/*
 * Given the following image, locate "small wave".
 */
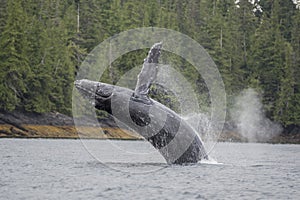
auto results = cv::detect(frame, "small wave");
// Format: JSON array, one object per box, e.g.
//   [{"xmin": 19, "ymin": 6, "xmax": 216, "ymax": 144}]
[
  {"xmin": 250, "ymin": 164, "xmax": 264, "ymax": 167},
  {"xmin": 104, "ymin": 162, "xmax": 168, "ymax": 168},
  {"xmin": 200, "ymin": 156, "xmax": 223, "ymax": 165},
  {"xmin": 86, "ymin": 161, "xmax": 169, "ymax": 174}
]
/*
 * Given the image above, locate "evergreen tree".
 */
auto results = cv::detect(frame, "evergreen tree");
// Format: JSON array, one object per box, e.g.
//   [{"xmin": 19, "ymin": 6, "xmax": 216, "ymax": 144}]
[
  {"xmin": 249, "ymin": 0, "xmax": 289, "ymax": 120},
  {"xmin": 0, "ymin": 0, "xmax": 8, "ymax": 34},
  {"xmin": 0, "ymin": 0, "xmax": 298, "ymax": 128},
  {"xmin": 23, "ymin": 0, "xmax": 76, "ymax": 114},
  {"xmin": 0, "ymin": 0, "xmax": 31, "ymax": 111},
  {"xmin": 274, "ymin": 42, "xmax": 295, "ymax": 125},
  {"xmin": 288, "ymin": 8, "xmax": 300, "ymax": 125}
]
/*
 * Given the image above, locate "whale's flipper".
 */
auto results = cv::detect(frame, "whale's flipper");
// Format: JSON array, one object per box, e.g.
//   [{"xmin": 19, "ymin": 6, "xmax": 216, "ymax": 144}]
[{"xmin": 133, "ymin": 42, "xmax": 162, "ymax": 104}]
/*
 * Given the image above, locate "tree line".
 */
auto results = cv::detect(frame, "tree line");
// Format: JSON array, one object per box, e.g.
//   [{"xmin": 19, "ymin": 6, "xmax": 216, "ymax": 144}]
[{"xmin": 0, "ymin": 0, "xmax": 299, "ymax": 127}]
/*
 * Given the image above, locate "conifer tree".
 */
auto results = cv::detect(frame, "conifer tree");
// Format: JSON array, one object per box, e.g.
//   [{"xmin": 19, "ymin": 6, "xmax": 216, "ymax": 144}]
[{"xmin": 0, "ymin": 0, "xmax": 31, "ymax": 111}]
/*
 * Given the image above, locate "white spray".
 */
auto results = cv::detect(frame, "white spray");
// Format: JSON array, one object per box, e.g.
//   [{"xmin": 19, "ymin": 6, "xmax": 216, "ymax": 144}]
[
  {"xmin": 231, "ymin": 88, "xmax": 282, "ymax": 142},
  {"xmin": 183, "ymin": 113, "xmax": 212, "ymax": 140}
]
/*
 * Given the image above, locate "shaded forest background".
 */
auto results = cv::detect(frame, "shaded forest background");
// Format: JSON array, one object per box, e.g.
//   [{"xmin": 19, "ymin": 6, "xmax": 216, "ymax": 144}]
[{"xmin": 0, "ymin": 0, "xmax": 299, "ymax": 128}]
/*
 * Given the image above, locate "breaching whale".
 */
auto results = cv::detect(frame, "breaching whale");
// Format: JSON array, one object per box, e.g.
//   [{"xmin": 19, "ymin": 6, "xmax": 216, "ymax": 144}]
[{"xmin": 75, "ymin": 42, "xmax": 208, "ymax": 164}]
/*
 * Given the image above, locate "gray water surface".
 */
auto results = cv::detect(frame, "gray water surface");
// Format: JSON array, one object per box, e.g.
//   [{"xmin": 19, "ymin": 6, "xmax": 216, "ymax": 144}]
[{"xmin": 0, "ymin": 139, "xmax": 299, "ymax": 199}]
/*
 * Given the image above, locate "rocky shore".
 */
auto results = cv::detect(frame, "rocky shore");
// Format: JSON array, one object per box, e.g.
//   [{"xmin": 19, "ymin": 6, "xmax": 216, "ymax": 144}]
[
  {"xmin": 0, "ymin": 111, "xmax": 299, "ymax": 144},
  {"xmin": 0, "ymin": 111, "xmax": 140, "ymax": 140}
]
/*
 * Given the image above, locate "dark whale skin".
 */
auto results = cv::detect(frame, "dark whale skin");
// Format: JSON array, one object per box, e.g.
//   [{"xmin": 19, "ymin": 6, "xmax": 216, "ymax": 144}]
[
  {"xmin": 75, "ymin": 80, "xmax": 208, "ymax": 164},
  {"xmin": 74, "ymin": 42, "xmax": 207, "ymax": 164}
]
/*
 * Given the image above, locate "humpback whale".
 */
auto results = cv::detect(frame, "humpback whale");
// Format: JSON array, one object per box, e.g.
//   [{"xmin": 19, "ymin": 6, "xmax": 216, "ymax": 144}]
[{"xmin": 75, "ymin": 42, "xmax": 208, "ymax": 164}]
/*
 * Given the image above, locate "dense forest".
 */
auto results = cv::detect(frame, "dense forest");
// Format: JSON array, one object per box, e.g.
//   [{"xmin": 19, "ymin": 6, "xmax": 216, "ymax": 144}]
[{"xmin": 0, "ymin": 0, "xmax": 299, "ymax": 127}]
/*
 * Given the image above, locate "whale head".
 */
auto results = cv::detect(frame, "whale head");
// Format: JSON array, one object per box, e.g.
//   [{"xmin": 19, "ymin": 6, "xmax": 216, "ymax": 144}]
[
  {"xmin": 75, "ymin": 79, "xmax": 114, "ymax": 100},
  {"xmin": 75, "ymin": 79, "xmax": 117, "ymax": 112}
]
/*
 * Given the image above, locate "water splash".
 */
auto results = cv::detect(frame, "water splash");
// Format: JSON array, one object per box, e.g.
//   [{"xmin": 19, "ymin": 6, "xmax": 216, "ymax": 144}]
[
  {"xmin": 182, "ymin": 113, "xmax": 220, "ymax": 156},
  {"xmin": 200, "ymin": 156, "xmax": 223, "ymax": 165},
  {"xmin": 182, "ymin": 113, "xmax": 211, "ymax": 141},
  {"xmin": 231, "ymin": 88, "xmax": 282, "ymax": 142}
]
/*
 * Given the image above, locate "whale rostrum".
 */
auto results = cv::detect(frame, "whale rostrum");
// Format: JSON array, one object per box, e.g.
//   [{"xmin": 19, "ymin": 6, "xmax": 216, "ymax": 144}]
[{"xmin": 75, "ymin": 42, "xmax": 208, "ymax": 164}]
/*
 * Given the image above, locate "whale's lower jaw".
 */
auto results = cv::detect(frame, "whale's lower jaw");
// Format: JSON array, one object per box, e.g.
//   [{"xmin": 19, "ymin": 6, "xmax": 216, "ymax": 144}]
[{"xmin": 75, "ymin": 79, "xmax": 207, "ymax": 165}]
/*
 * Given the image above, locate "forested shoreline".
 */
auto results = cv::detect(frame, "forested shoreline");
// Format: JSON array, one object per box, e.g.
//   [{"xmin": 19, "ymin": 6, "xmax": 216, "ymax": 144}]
[{"xmin": 0, "ymin": 0, "xmax": 300, "ymax": 129}]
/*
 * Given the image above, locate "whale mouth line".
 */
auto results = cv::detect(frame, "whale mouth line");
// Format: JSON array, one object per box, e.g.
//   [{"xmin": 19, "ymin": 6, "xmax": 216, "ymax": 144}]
[{"xmin": 75, "ymin": 81, "xmax": 113, "ymax": 100}]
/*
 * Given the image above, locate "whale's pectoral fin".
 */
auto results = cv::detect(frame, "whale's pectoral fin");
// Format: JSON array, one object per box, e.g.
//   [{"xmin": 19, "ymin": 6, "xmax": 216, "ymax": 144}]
[{"xmin": 133, "ymin": 42, "xmax": 162, "ymax": 104}]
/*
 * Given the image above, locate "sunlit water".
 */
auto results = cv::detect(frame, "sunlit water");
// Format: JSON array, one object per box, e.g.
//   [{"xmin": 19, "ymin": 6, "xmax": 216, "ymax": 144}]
[{"xmin": 1, "ymin": 139, "xmax": 299, "ymax": 199}]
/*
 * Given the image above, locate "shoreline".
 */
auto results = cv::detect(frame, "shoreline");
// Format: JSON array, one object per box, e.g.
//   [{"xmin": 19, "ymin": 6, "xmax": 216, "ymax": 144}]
[
  {"xmin": 1, "ymin": 135, "xmax": 299, "ymax": 146},
  {"xmin": 0, "ymin": 111, "xmax": 299, "ymax": 144},
  {"xmin": 0, "ymin": 136, "xmax": 142, "ymax": 141}
]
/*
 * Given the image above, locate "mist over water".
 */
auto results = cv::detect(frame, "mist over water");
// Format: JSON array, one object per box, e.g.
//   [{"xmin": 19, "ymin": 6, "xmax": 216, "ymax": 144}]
[
  {"xmin": 231, "ymin": 88, "xmax": 282, "ymax": 142},
  {"xmin": 182, "ymin": 88, "xmax": 282, "ymax": 144}
]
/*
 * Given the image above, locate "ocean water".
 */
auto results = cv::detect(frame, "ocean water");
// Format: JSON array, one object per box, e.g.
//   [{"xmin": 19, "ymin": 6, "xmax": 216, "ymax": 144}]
[{"xmin": 0, "ymin": 139, "xmax": 299, "ymax": 200}]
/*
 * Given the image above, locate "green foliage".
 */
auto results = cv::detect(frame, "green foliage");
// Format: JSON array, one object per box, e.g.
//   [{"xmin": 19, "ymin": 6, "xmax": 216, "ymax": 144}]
[
  {"xmin": 0, "ymin": 0, "xmax": 31, "ymax": 111},
  {"xmin": 0, "ymin": 0, "xmax": 8, "ymax": 34},
  {"xmin": 247, "ymin": 0, "xmax": 300, "ymax": 125},
  {"xmin": 0, "ymin": 0, "xmax": 299, "ymax": 127}
]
